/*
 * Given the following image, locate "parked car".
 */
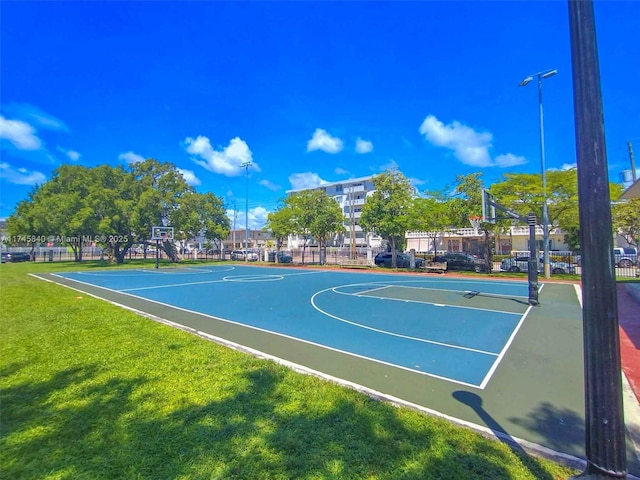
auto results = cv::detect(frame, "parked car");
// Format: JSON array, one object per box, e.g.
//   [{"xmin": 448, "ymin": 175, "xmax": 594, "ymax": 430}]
[
  {"xmin": 501, "ymin": 256, "xmax": 576, "ymax": 275},
  {"xmin": 432, "ymin": 252, "xmax": 489, "ymax": 273},
  {"xmin": 575, "ymin": 247, "xmax": 638, "ymax": 268},
  {"xmin": 1, "ymin": 252, "xmax": 32, "ymax": 263},
  {"xmin": 231, "ymin": 249, "xmax": 259, "ymax": 261},
  {"xmin": 268, "ymin": 251, "xmax": 293, "ymax": 263},
  {"xmin": 374, "ymin": 252, "xmax": 424, "ymax": 269},
  {"xmin": 612, "ymin": 247, "xmax": 637, "ymax": 268}
]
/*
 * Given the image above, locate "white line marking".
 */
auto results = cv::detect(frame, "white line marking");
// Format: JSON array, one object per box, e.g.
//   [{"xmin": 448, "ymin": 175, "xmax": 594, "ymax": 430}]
[
  {"xmin": 354, "ymin": 285, "xmax": 393, "ymax": 296},
  {"xmin": 120, "ymin": 279, "xmax": 228, "ymax": 291},
  {"xmin": 310, "ymin": 286, "xmax": 499, "ymax": 357},
  {"xmin": 478, "ymin": 304, "xmax": 534, "ymax": 389},
  {"xmin": 332, "ymin": 283, "xmax": 523, "ymax": 316}
]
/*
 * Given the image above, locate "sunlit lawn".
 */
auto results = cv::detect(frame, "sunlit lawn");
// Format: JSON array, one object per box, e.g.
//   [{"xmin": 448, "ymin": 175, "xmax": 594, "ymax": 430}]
[{"xmin": 1, "ymin": 260, "xmax": 578, "ymax": 479}]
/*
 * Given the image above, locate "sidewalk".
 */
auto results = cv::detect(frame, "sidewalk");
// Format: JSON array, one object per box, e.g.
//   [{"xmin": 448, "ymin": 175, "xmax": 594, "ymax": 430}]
[
  {"xmin": 619, "ymin": 283, "xmax": 640, "ymax": 403},
  {"xmin": 617, "ymin": 283, "xmax": 640, "ymax": 466}
]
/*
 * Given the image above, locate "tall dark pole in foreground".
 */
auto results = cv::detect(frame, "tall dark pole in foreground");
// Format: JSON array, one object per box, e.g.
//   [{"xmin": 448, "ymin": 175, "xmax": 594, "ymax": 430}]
[{"xmin": 568, "ymin": 1, "xmax": 627, "ymax": 478}]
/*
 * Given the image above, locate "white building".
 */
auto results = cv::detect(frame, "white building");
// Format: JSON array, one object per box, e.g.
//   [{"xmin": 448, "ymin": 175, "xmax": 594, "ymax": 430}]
[
  {"xmin": 286, "ymin": 176, "xmax": 382, "ymax": 249},
  {"xmin": 406, "ymin": 225, "xmax": 571, "ymax": 256}
]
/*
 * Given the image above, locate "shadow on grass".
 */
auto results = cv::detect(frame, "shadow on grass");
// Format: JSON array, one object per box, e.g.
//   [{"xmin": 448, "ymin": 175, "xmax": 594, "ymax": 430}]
[{"xmin": 1, "ymin": 361, "xmax": 572, "ymax": 479}]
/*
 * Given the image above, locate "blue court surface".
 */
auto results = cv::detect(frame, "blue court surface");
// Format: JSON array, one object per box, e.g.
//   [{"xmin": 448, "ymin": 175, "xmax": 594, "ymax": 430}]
[{"xmin": 53, "ymin": 264, "xmax": 536, "ymax": 389}]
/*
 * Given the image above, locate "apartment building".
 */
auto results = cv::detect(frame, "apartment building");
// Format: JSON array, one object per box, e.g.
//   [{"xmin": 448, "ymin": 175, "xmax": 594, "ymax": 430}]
[{"xmin": 286, "ymin": 176, "xmax": 382, "ymax": 249}]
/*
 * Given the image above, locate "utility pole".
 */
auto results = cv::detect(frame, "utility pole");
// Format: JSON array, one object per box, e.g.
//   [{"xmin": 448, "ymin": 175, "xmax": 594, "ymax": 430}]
[
  {"xmin": 350, "ymin": 184, "xmax": 356, "ymax": 260},
  {"xmin": 232, "ymin": 201, "xmax": 237, "ymax": 249},
  {"xmin": 628, "ymin": 141, "xmax": 636, "ymax": 182}
]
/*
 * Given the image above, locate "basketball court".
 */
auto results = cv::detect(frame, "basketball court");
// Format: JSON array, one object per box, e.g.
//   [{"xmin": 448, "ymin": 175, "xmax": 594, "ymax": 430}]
[{"xmin": 33, "ymin": 264, "xmax": 640, "ymax": 474}]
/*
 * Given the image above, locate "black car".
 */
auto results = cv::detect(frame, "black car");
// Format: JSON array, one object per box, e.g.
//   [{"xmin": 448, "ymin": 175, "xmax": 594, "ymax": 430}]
[
  {"xmin": 268, "ymin": 251, "xmax": 293, "ymax": 263},
  {"xmin": 432, "ymin": 252, "xmax": 488, "ymax": 273},
  {"xmin": 1, "ymin": 252, "xmax": 32, "ymax": 263},
  {"xmin": 374, "ymin": 252, "xmax": 424, "ymax": 269}
]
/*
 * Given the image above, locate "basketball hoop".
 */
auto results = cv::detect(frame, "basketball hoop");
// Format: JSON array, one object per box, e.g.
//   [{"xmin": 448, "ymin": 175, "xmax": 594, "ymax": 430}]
[{"xmin": 469, "ymin": 216, "xmax": 482, "ymax": 233}]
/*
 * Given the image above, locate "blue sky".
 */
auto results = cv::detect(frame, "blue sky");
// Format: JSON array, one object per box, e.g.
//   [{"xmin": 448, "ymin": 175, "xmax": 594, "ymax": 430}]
[{"xmin": 1, "ymin": 1, "xmax": 638, "ymax": 229}]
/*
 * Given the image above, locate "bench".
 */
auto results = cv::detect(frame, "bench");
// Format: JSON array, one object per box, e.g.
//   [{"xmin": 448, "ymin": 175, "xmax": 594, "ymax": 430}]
[
  {"xmin": 338, "ymin": 259, "xmax": 371, "ymax": 269},
  {"xmin": 422, "ymin": 261, "xmax": 447, "ymax": 274}
]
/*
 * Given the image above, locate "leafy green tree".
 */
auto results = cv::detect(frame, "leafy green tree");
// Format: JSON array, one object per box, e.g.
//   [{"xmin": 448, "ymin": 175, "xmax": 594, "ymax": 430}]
[
  {"xmin": 407, "ymin": 197, "xmax": 451, "ymax": 255},
  {"xmin": 612, "ymin": 183, "xmax": 640, "ymax": 248},
  {"xmin": 305, "ymin": 190, "xmax": 344, "ymax": 264},
  {"xmin": 6, "ymin": 159, "xmax": 229, "ymax": 264},
  {"xmin": 265, "ymin": 202, "xmax": 297, "ymax": 261},
  {"xmin": 129, "ymin": 159, "xmax": 194, "ymax": 261},
  {"xmin": 284, "ymin": 190, "xmax": 342, "ymax": 264},
  {"xmin": 359, "ymin": 170, "xmax": 414, "ymax": 267},
  {"xmin": 172, "ymin": 192, "xmax": 229, "ymax": 254},
  {"xmin": 489, "ymin": 169, "xmax": 579, "ymax": 251}
]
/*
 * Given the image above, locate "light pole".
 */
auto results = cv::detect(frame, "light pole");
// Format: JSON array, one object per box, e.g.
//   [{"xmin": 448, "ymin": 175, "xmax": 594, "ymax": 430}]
[
  {"xmin": 519, "ymin": 68, "xmax": 557, "ymax": 279},
  {"xmin": 241, "ymin": 161, "xmax": 252, "ymax": 262}
]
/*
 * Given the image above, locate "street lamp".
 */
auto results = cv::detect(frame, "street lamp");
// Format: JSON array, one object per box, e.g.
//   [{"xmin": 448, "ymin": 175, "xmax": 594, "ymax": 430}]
[
  {"xmin": 519, "ymin": 68, "xmax": 557, "ymax": 279},
  {"xmin": 241, "ymin": 161, "xmax": 252, "ymax": 262}
]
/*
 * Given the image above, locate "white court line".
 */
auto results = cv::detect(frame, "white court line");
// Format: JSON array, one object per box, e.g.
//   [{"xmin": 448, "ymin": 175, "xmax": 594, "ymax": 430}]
[
  {"xmin": 36, "ymin": 273, "xmax": 483, "ymax": 389},
  {"xmin": 354, "ymin": 285, "xmax": 394, "ymax": 296},
  {"xmin": 391, "ymin": 283, "xmax": 530, "ymax": 300},
  {"xmin": 478, "ymin": 283, "xmax": 544, "ymax": 389},
  {"xmin": 120, "ymin": 279, "xmax": 228, "ymax": 291},
  {"xmin": 118, "ymin": 268, "xmax": 327, "ymax": 291},
  {"xmin": 310, "ymin": 286, "xmax": 499, "ymax": 357},
  {"xmin": 332, "ymin": 283, "xmax": 523, "ymax": 316}
]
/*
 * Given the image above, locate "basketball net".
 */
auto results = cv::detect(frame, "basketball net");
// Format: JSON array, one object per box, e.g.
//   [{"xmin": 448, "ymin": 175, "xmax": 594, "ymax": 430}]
[{"xmin": 469, "ymin": 216, "xmax": 482, "ymax": 233}]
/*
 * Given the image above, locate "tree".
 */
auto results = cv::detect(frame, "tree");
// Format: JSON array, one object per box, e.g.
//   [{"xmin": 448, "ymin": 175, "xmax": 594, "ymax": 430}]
[
  {"xmin": 305, "ymin": 190, "xmax": 344, "ymax": 264},
  {"xmin": 129, "ymin": 159, "xmax": 194, "ymax": 261},
  {"xmin": 611, "ymin": 183, "xmax": 640, "ymax": 248},
  {"xmin": 278, "ymin": 190, "xmax": 343, "ymax": 264},
  {"xmin": 407, "ymin": 197, "xmax": 451, "ymax": 255},
  {"xmin": 171, "ymin": 192, "xmax": 230, "ymax": 254},
  {"xmin": 265, "ymin": 203, "xmax": 297, "ymax": 261},
  {"xmin": 489, "ymin": 169, "xmax": 579, "ymax": 252},
  {"xmin": 6, "ymin": 159, "xmax": 229, "ymax": 264},
  {"xmin": 359, "ymin": 170, "xmax": 414, "ymax": 268}
]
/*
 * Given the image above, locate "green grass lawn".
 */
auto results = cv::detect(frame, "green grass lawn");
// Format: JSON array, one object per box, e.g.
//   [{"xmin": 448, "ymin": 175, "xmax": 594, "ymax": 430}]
[{"xmin": 1, "ymin": 260, "xmax": 578, "ymax": 479}]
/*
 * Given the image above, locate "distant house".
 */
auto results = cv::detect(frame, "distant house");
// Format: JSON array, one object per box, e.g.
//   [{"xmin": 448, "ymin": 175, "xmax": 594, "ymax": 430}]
[{"xmin": 406, "ymin": 225, "xmax": 571, "ymax": 256}]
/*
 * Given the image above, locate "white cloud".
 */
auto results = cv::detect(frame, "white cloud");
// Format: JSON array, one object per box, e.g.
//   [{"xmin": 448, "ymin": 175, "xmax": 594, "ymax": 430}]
[
  {"xmin": 118, "ymin": 151, "xmax": 146, "ymax": 164},
  {"xmin": 177, "ymin": 168, "xmax": 201, "ymax": 186},
  {"xmin": 494, "ymin": 153, "xmax": 527, "ymax": 167},
  {"xmin": 335, "ymin": 167, "xmax": 350, "ymax": 175},
  {"xmin": 227, "ymin": 205, "xmax": 269, "ymax": 230},
  {"xmin": 0, "ymin": 162, "xmax": 47, "ymax": 185},
  {"xmin": 419, "ymin": 114, "xmax": 526, "ymax": 169},
  {"xmin": 288, "ymin": 172, "xmax": 329, "ymax": 190},
  {"xmin": 560, "ymin": 163, "xmax": 577, "ymax": 171},
  {"xmin": 420, "ymin": 115, "xmax": 527, "ymax": 167},
  {"xmin": 3, "ymin": 103, "xmax": 69, "ymax": 132},
  {"xmin": 56, "ymin": 146, "xmax": 80, "ymax": 161},
  {"xmin": 355, "ymin": 137, "xmax": 373, "ymax": 154},
  {"xmin": 306, "ymin": 128, "xmax": 343, "ymax": 154},
  {"xmin": 0, "ymin": 116, "xmax": 43, "ymax": 150},
  {"xmin": 259, "ymin": 179, "xmax": 281, "ymax": 191},
  {"xmin": 185, "ymin": 135, "xmax": 260, "ymax": 176},
  {"xmin": 419, "ymin": 115, "xmax": 492, "ymax": 167},
  {"xmin": 379, "ymin": 159, "xmax": 399, "ymax": 171}
]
